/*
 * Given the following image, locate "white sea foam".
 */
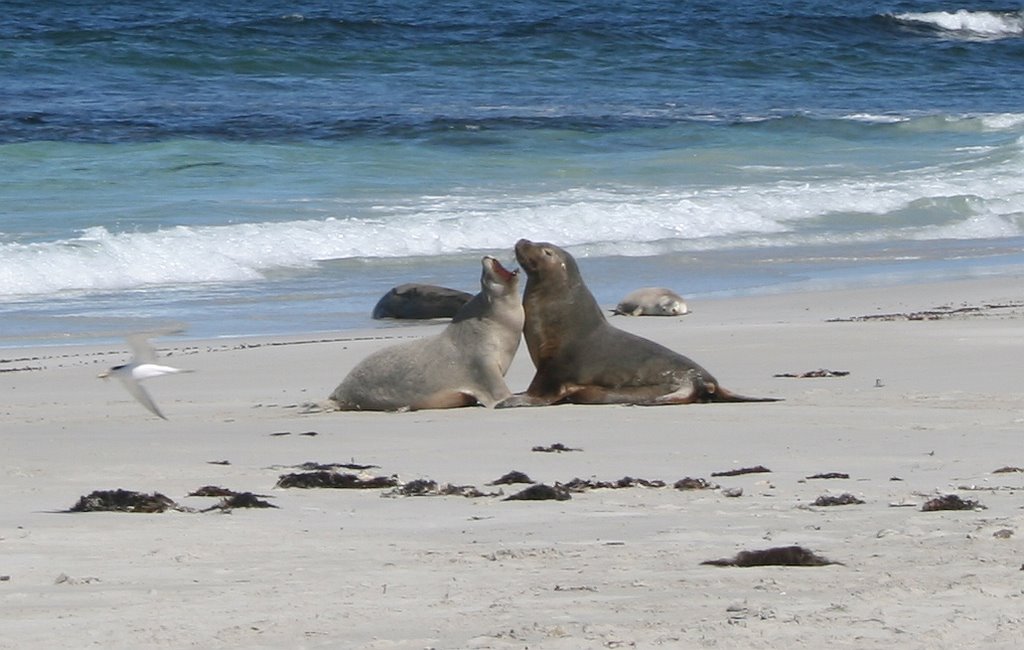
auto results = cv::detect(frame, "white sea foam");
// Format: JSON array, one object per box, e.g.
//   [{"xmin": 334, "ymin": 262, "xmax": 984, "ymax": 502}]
[
  {"xmin": 979, "ymin": 114, "xmax": 1024, "ymax": 131},
  {"xmin": 2, "ymin": 150, "xmax": 1022, "ymax": 299},
  {"xmin": 846, "ymin": 112, "xmax": 1024, "ymax": 133},
  {"xmin": 894, "ymin": 10, "xmax": 1024, "ymax": 40},
  {"xmin": 913, "ymin": 213, "xmax": 1023, "ymax": 241},
  {"xmin": 842, "ymin": 113, "xmax": 910, "ymax": 124}
]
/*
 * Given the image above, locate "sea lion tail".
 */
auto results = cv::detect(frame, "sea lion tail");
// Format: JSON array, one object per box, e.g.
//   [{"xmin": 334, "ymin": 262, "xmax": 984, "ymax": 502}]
[{"xmin": 709, "ymin": 386, "xmax": 782, "ymax": 403}]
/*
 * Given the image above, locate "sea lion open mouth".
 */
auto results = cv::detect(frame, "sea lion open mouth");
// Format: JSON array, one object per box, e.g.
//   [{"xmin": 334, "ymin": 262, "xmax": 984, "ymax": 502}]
[
  {"xmin": 487, "ymin": 256, "xmax": 518, "ymax": 283},
  {"xmin": 329, "ymin": 255, "xmax": 525, "ymax": 411}
]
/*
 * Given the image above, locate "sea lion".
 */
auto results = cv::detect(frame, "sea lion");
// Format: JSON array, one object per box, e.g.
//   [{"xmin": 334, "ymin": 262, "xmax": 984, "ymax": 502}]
[
  {"xmin": 497, "ymin": 239, "xmax": 776, "ymax": 407},
  {"xmin": 371, "ymin": 283, "xmax": 473, "ymax": 319},
  {"xmin": 329, "ymin": 257, "xmax": 523, "ymax": 411},
  {"xmin": 613, "ymin": 287, "xmax": 690, "ymax": 316}
]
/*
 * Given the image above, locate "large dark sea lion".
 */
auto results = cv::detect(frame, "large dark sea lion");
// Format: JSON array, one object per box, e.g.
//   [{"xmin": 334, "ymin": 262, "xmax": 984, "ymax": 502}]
[
  {"xmin": 497, "ymin": 239, "xmax": 777, "ymax": 407},
  {"xmin": 371, "ymin": 284, "xmax": 472, "ymax": 320},
  {"xmin": 329, "ymin": 257, "xmax": 523, "ymax": 411}
]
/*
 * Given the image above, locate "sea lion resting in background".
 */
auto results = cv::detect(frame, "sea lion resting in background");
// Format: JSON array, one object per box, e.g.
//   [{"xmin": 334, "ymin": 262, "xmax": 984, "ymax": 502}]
[
  {"xmin": 371, "ymin": 284, "xmax": 473, "ymax": 319},
  {"xmin": 497, "ymin": 239, "xmax": 777, "ymax": 407},
  {"xmin": 613, "ymin": 287, "xmax": 690, "ymax": 316},
  {"xmin": 330, "ymin": 257, "xmax": 523, "ymax": 411}
]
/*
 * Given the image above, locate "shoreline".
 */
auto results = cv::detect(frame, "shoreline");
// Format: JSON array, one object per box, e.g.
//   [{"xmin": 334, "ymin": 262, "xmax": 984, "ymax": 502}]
[
  {"xmin": 3, "ymin": 272, "xmax": 1023, "ymax": 648},
  {"xmin": 4, "ymin": 239, "xmax": 1024, "ymax": 349},
  {"xmin": 4, "ymin": 265, "xmax": 1024, "ymax": 352}
]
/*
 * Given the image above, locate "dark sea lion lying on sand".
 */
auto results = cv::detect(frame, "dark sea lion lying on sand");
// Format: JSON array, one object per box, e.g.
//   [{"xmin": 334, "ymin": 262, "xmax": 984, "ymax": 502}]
[{"xmin": 371, "ymin": 284, "xmax": 473, "ymax": 319}]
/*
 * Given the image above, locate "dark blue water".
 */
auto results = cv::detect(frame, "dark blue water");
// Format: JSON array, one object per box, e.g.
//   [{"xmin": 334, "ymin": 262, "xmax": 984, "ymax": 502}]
[
  {"xmin": 4, "ymin": 1, "xmax": 1023, "ymax": 142},
  {"xmin": 2, "ymin": 1, "xmax": 1023, "ymax": 344}
]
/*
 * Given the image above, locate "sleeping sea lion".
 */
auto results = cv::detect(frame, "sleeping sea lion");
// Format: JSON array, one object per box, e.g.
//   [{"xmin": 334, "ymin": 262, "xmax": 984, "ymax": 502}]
[
  {"xmin": 613, "ymin": 287, "xmax": 689, "ymax": 316},
  {"xmin": 330, "ymin": 257, "xmax": 523, "ymax": 411},
  {"xmin": 371, "ymin": 284, "xmax": 473, "ymax": 320},
  {"xmin": 497, "ymin": 239, "xmax": 777, "ymax": 407}
]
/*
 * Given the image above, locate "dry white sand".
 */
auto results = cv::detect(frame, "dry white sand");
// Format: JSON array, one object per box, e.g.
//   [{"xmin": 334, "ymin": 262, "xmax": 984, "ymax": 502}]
[{"xmin": 2, "ymin": 275, "xmax": 1023, "ymax": 649}]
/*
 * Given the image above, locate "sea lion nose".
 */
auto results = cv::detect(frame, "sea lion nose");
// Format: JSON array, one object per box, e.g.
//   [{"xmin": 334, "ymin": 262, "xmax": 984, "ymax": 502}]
[{"xmin": 514, "ymin": 239, "xmax": 536, "ymax": 257}]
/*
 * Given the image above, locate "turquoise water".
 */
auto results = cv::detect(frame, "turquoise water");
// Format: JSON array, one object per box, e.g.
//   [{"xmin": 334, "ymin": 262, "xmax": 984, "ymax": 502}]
[{"xmin": 2, "ymin": 1, "xmax": 1023, "ymax": 344}]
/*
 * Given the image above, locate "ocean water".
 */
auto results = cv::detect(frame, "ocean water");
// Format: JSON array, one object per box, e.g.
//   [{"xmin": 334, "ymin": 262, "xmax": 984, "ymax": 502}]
[{"xmin": 2, "ymin": 0, "xmax": 1023, "ymax": 345}]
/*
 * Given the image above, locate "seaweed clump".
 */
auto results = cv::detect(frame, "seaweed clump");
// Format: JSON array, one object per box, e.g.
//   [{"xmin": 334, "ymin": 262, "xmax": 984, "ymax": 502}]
[
  {"xmin": 203, "ymin": 492, "xmax": 277, "ymax": 511},
  {"xmin": 674, "ymin": 477, "xmax": 717, "ymax": 490},
  {"xmin": 504, "ymin": 484, "xmax": 571, "ymax": 502},
  {"xmin": 68, "ymin": 489, "xmax": 179, "ymax": 513},
  {"xmin": 487, "ymin": 471, "xmax": 534, "ymax": 486},
  {"xmin": 711, "ymin": 465, "xmax": 771, "ymax": 477},
  {"xmin": 276, "ymin": 471, "xmax": 398, "ymax": 489},
  {"xmin": 386, "ymin": 479, "xmax": 497, "ymax": 498},
  {"xmin": 921, "ymin": 494, "xmax": 983, "ymax": 512},
  {"xmin": 560, "ymin": 476, "xmax": 665, "ymax": 492},
  {"xmin": 702, "ymin": 545, "xmax": 840, "ymax": 567},
  {"xmin": 812, "ymin": 493, "xmax": 865, "ymax": 506}
]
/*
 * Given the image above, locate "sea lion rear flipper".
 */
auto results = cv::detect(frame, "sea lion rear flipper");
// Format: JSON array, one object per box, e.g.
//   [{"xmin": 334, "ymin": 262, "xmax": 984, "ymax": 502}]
[
  {"xmin": 494, "ymin": 393, "xmax": 556, "ymax": 408},
  {"xmin": 707, "ymin": 386, "xmax": 782, "ymax": 403}
]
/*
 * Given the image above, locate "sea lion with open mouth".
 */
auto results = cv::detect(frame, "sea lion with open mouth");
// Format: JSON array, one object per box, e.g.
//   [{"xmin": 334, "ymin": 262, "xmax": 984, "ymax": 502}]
[{"xmin": 329, "ymin": 256, "xmax": 523, "ymax": 411}]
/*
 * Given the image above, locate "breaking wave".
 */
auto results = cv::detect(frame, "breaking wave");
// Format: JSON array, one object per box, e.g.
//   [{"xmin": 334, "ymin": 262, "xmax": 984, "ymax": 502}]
[{"xmin": 892, "ymin": 9, "xmax": 1024, "ymax": 40}]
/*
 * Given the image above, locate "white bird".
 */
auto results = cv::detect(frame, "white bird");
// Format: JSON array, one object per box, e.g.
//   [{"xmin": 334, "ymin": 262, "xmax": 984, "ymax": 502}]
[{"xmin": 98, "ymin": 330, "xmax": 193, "ymax": 420}]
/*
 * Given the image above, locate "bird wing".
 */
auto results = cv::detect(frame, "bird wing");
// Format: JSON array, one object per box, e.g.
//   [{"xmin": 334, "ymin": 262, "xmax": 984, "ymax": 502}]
[
  {"xmin": 125, "ymin": 333, "xmax": 159, "ymax": 364},
  {"xmin": 117, "ymin": 375, "xmax": 167, "ymax": 420},
  {"xmin": 124, "ymin": 326, "xmax": 186, "ymax": 364}
]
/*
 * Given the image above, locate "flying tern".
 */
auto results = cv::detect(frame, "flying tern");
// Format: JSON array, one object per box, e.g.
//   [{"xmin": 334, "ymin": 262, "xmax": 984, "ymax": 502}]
[{"xmin": 98, "ymin": 329, "xmax": 192, "ymax": 419}]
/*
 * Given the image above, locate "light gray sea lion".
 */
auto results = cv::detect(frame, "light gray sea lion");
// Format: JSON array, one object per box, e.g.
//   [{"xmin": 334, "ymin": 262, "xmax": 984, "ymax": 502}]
[
  {"xmin": 613, "ymin": 287, "xmax": 689, "ymax": 316},
  {"xmin": 496, "ymin": 240, "xmax": 777, "ymax": 407},
  {"xmin": 371, "ymin": 284, "xmax": 473, "ymax": 319},
  {"xmin": 330, "ymin": 257, "xmax": 523, "ymax": 411}
]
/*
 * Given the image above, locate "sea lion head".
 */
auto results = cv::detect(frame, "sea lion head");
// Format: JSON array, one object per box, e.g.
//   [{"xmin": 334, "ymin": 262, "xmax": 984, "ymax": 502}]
[
  {"xmin": 453, "ymin": 255, "xmax": 522, "ymax": 325},
  {"xmin": 481, "ymin": 255, "xmax": 519, "ymax": 299},
  {"xmin": 659, "ymin": 296, "xmax": 689, "ymax": 315},
  {"xmin": 514, "ymin": 239, "xmax": 589, "ymax": 295},
  {"xmin": 513, "ymin": 239, "xmax": 605, "ymax": 370}
]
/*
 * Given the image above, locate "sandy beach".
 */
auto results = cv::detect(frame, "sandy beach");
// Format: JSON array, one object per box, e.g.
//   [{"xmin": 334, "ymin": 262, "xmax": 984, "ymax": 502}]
[{"xmin": 2, "ymin": 274, "xmax": 1023, "ymax": 649}]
